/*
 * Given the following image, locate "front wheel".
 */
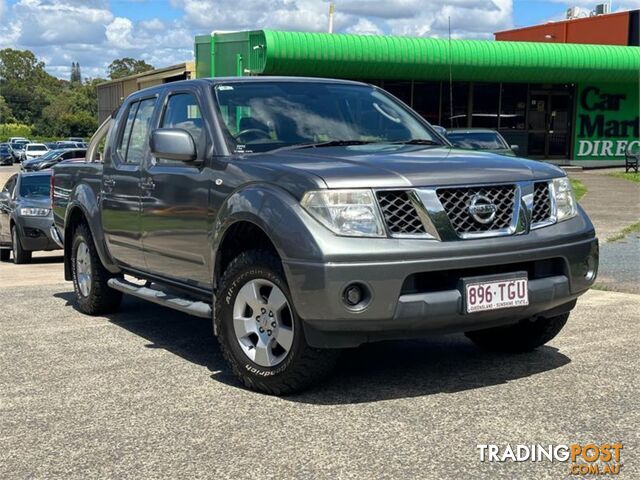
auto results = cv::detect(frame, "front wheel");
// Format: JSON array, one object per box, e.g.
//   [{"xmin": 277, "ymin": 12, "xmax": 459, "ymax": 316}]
[
  {"xmin": 215, "ymin": 249, "xmax": 339, "ymax": 395},
  {"xmin": 465, "ymin": 313, "xmax": 569, "ymax": 353},
  {"xmin": 12, "ymin": 225, "xmax": 32, "ymax": 264},
  {"xmin": 71, "ymin": 223, "xmax": 122, "ymax": 315}
]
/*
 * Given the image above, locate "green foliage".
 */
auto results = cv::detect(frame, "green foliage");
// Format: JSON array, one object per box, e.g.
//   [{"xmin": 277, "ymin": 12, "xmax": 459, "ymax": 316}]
[
  {"xmin": 108, "ymin": 57, "xmax": 154, "ymax": 79},
  {"xmin": 609, "ymin": 172, "xmax": 640, "ymax": 184},
  {"xmin": 569, "ymin": 178, "xmax": 587, "ymax": 201},
  {"xmin": 0, "ymin": 48, "xmax": 150, "ymax": 139},
  {"xmin": 0, "ymin": 48, "xmax": 61, "ymax": 125},
  {"xmin": 70, "ymin": 62, "xmax": 82, "ymax": 85},
  {"xmin": 0, "ymin": 96, "xmax": 15, "ymax": 123},
  {"xmin": 0, "ymin": 123, "xmax": 32, "ymax": 140}
]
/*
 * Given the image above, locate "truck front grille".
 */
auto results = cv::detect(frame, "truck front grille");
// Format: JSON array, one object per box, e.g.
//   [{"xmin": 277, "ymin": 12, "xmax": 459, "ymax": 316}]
[
  {"xmin": 376, "ymin": 190, "xmax": 426, "ymax": 235},
  {"xmin": 436, "ymin": 185, "xmax": 516, "ymax": 234},
  {"xmin": 532, "ymin": 182, "xmax": 552, "ymax": 224}
]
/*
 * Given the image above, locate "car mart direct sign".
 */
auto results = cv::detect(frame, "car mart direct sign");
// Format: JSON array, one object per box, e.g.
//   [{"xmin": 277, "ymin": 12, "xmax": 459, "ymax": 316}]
[{"xmin": 575, "ymin": 83, "xmax": 639, "ymax": 160}]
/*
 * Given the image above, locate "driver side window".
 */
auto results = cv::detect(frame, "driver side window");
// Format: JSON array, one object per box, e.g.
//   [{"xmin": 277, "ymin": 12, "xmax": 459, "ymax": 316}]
[
  {"xmin": 3, "ymin": 176, "xmax": 17, "ymax": 197},
  {"xmin": 159, "ymin": 93, "xmax": 204, "ymax": 165}
]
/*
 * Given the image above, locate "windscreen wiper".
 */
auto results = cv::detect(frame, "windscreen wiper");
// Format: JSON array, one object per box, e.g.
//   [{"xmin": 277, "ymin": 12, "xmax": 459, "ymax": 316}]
[
  {"xmin": 270, "ymin": 139, "xmax": 380, "ymax": 153},
  {"xmin": 389, "ymin": 139, "xmax": 441, "ymax": 145}
]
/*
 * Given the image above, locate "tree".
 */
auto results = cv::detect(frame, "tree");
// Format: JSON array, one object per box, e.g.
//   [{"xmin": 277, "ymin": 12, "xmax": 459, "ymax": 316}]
[
  {"xmin": 107, "ymin": 57, "xmax": 154, "ymax": 80},
  {"xmin": 0, "ymin": 95, "xmax": 15, "ymax": 124},
  {"xmin": 0, "ymin": 49, "xmax": 61, "ymax": 124},
  {"xmin": 70, "ymin": 62, "xmax": 82, "ymax": 84}
]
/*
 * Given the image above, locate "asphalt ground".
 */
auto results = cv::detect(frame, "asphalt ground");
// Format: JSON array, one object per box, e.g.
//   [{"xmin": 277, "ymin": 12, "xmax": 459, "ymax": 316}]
[
  {"xmin": 1, "ymin": 163, "xmax": 638, "ymax": 478},
  {"xmin": 1, "ymin": 283, "xmax": 638, "ymax": 479}
]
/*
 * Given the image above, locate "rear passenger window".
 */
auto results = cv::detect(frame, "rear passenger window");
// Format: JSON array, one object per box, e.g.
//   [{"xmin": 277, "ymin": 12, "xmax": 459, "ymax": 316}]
[
  {"xmin": 159, "ymin": 93, "xmax": 204, "ymax": 164},
  {"xmin": 116, "ymin": 98, "xmax": 156, "ymax": 165},
  {"xmin": 126, "ymin": 99, "xmax": 156, "ymax": 165},
  {"xmin": 117, "ymin": 103, "xmax": 137, "ymax": 161}
]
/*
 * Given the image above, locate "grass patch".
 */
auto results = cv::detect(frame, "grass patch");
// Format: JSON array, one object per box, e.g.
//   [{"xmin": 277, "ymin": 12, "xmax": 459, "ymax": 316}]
[
  {"xmin": 591, "ymin": 283, "xmax": 614, "ymax": 292},
  {"xmin": 606, "ymin": 221, "xmax": 640, "ymax": 243},
  {"xmin": 570, "ymin": 178, "xmax": 587, "ymax": 201},
  {"xmin": 608, "ymin": 172, "xmax": 640, "ymax": 184}
]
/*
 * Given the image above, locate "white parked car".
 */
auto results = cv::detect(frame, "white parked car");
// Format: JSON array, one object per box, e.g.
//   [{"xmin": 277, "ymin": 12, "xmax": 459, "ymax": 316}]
[{"xmin": 24, "ymin": 143, "xmax": 49, "ymax": 161}]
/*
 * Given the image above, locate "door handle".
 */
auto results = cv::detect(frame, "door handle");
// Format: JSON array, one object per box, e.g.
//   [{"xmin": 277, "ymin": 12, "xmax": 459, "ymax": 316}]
[{"xmin": 140, "ymin": 179, "xmax": 156, "ymax": 190}]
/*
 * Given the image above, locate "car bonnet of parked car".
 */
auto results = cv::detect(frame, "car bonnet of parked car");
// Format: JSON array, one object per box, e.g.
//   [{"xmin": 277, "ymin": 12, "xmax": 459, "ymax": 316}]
[{"xmin": 445, "ymin": 128, "xmax": 510, "ymax": 150}]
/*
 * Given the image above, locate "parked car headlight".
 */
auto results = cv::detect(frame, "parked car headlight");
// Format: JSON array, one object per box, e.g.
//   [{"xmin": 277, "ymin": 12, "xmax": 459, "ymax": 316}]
[
  {"xmin": 19, "ymin": 207, "xmax": 50, "ymax": 217},
  {"xmin": 552, "ymin": 177, "xmax": 577, "ymax": 222},
  {"xmin": 301, "ymin": 189, "xmax": 385, "ymax": 237}
]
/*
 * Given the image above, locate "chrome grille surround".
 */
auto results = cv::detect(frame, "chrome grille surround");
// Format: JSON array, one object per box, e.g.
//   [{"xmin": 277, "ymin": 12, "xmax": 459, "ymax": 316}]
[
  {"xmin": 530, "ymin": 181, "xmax": 557, "ymax": 229},
  {"xmin": 374, "ymin": 180, "xmax": 559, "ymax": 240}
]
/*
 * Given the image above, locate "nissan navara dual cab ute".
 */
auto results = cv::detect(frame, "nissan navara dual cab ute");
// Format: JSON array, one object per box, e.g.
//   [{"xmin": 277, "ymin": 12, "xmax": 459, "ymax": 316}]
[{"xmin": 51, "ymin": 78, "xmax": 598, "ymax": 394}]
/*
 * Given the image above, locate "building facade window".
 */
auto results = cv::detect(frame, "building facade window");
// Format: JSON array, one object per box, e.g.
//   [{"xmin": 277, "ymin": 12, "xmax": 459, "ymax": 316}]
[
  {"xmin": 412, "ymin": 81, "xmax": 441, "ymax": 126},
  {"xmin": 499, "ymin": 83, "xmax": 528, "ymax": 130},
  {"xmin": 471, "ymin": 83, "xmax": 500, "ymax": 128}
]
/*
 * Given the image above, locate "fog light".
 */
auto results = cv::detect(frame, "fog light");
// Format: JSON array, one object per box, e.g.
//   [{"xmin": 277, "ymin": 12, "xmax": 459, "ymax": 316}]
[
  {"xmin": 584, "ymin": 254, "xmax": 597, "ymax": 281},
  {"xmin": 344, "ymin": 285, "xmax": 363, "ymax": 306}
]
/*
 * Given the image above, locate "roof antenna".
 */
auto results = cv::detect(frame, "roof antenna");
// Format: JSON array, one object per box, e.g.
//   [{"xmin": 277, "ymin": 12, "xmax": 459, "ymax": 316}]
[
  {"xmin": 328, "ymin": 2, "xmax": 335, "ymax": 33},
  {"xmin": 448, "ymin": 16, "xmax": 454, "ymax": 128}
]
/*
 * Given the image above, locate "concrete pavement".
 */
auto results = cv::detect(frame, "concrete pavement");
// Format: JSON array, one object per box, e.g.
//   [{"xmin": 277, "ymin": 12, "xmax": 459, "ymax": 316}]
[
  {"xmin": 0, "ymin": 284, "xmax": 638, "ymax": 479},
  {"xmin": 569, "ymin": 169, "xmax": 640, "ymax": 241}
]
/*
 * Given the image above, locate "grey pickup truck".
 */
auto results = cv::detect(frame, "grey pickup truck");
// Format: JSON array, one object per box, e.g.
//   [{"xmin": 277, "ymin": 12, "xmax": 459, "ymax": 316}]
[{"xmin": 52, "ymin": 77, "xmax": 598, "ymax": 394}]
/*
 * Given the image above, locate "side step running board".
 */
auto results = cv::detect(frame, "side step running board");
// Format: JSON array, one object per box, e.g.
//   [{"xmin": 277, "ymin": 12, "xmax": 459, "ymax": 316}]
[{"xmin": 107, "ymin": 278, "xmax": 212, "ymax": 319}]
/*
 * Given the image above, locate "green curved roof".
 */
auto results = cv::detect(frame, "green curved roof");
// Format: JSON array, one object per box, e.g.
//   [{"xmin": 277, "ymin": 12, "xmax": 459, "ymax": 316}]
[{"xmin": 241, "ymin": 30, "xmax": 640, "ymax": 83}]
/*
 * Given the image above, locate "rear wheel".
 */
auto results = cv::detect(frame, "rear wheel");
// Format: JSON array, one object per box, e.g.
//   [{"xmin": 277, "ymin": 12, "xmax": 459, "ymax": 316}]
[
  {"xmin": 71, "ymin": 222, "xmax": 122, "ymax": 315},
  {"xmin": 215, "ymin": 249, "xmax": 339, "ymax": 395},
  {"xmin": 465, "ymin": 313, "xmax": 569, "ymax": 353},
  {"xmin": 12, "ymin": 225, "xmax": 32, "ymax": 264}
]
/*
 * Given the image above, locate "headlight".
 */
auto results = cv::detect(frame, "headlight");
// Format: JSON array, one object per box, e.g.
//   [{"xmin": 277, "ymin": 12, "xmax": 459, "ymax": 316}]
[
  {"xmin": 19, "ymin": 207, "xmax": 50, "ymax": 217},
  {"xmin": 301, "ymin": 189, "xmax": 385, "ymax": 237},
  {"xmin": 552, "ymin": 177, "xmax": 577, "ymax": 222}
]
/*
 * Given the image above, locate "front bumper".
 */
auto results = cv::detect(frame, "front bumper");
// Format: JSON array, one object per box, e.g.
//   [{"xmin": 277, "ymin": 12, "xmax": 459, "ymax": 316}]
[
  {"xmin": 283, "ymin": 214, "xmax": 598, "ymax": 348},
  {"xmin": 15, "ymin": 216, "xmax": 61, "ymax": 251}
]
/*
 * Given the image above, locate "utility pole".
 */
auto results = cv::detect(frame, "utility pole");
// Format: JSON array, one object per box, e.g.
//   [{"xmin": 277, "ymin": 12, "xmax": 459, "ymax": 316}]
[{"xmin": 328, "ymin": 2, "xmax": 335, "ymax": 33}]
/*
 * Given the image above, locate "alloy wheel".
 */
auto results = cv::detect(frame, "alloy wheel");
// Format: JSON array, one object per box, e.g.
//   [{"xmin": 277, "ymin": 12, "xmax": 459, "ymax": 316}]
[
  {"xmin": 75, "ymin": 241, "xmax": 92, "ymax": 297},
  {"xmin": 232, "ymin": 278, "xmax": 295, "ymax": 367}
]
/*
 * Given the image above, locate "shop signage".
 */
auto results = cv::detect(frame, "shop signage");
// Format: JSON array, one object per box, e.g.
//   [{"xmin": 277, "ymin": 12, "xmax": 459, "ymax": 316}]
[{"xmin": 575, "ymin": 83, "xmax": 639, "ymax": 160}]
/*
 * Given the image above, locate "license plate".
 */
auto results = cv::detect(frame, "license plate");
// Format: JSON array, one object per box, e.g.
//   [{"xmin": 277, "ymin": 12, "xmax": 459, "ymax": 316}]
[{"xmin": 464, "ymin": 276, "xmax": 529, "ymax": 313}]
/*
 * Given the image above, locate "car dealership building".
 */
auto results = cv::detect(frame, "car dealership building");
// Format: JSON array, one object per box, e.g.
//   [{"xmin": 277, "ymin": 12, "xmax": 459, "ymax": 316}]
[
  {"xmin": 98, "ymin": 27, "xmax": 639, "ymax": 166},
  {"xmin": 193, "ymin": 30, "xmax": 639, "ymax": 166}
]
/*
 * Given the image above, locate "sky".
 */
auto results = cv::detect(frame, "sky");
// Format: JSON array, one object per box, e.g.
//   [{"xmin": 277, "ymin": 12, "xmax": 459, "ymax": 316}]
[{"xmin": 0, "ymin": 0, "xmax": 639, "ymax": 80}]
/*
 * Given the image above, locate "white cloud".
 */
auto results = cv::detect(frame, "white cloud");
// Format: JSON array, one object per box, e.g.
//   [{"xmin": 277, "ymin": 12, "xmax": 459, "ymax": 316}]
[
  {"xmin": 1, "ymin": 0, "xmax": 519, "ymax": 80},
  {"xmin": 106, "ymin": 17, "xmax": 134, "ymax": 48},
  {"xmin": 346, "ymin": 18, "xmax": 383, "ymax": 35}
]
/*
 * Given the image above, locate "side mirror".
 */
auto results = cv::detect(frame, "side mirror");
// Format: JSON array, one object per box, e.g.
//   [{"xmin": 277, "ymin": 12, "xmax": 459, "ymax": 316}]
[
  {"xmin": 150, "ymin": 128, "xmax": 197, "ymax": 162},
  {"xmin": 0, "ymin": 191, "xmax": 10, "ymax": 204},
  {"xmin": 510, "ymin": 145, "xmax": 520, "ymax": 152}
]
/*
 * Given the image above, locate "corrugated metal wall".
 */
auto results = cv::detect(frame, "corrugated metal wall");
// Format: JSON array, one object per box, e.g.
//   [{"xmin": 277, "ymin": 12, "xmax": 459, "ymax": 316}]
[{"xmin": 231, "ymin": 30, "xmax": 640, "ymax": 84}]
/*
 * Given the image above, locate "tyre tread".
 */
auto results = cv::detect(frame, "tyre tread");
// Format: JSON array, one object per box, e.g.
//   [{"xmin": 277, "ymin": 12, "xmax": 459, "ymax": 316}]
[
  {"xmin": 71, "ymin": 222, "xmax": 122, "ymax": 315},
  {"xmin": 215, "ymin": 249, "xmax": 338, "ymax": 395}
]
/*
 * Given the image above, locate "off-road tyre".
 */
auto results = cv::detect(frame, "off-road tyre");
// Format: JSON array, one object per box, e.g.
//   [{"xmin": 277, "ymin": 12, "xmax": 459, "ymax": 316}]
[
  {"xmin": 12, "ymin": 225, "xmax": 32, "ymax": 264},
  {"xmin": 465, "ymin": 313, "xmax": 569, "ymax": 353},
  {"xmin": 215, "ymin": 249, "xmax": 340, "ymax": 395},
  {"xmin": 71, "ymin": 222, "xmax": 122, "ymax": 315}
]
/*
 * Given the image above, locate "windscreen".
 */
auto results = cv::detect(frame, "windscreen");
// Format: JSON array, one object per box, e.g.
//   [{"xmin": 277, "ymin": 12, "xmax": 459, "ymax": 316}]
[
  {"xmin": 213, "ymin": 82, "xmax": 440, "ymax": 153},
  {"xmin": 446, "ymin": 132, "xmax": 507, "ymax": 150},
  {"xmin": 19, "ymin": 175, "xmax": 50, "ymax": 198},
  {"xmin": 28, "ymin": 145, "xmax": 47, "ymax": 152}
]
